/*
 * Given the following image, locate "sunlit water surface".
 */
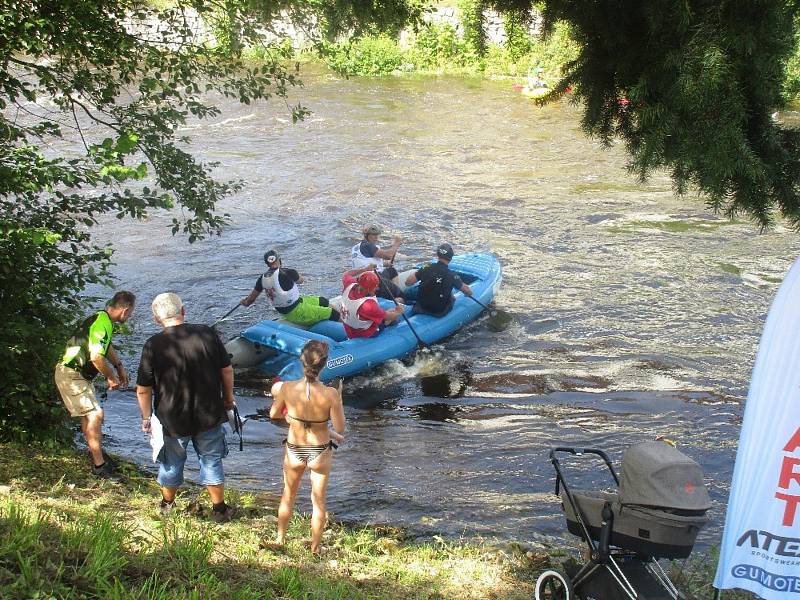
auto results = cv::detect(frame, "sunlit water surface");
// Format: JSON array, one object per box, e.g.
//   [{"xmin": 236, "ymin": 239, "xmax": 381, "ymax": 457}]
[{"xmin": 89, "ymin": 69, "xmax": 800, "ymax": 551}]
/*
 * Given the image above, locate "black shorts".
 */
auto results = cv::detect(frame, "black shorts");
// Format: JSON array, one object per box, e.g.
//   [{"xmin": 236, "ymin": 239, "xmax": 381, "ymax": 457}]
[
  {"xmin": 411, "ymin": 296, "xmax": 454, "ymax": 317},
  {"xmin": 376, "ymin": 272, "xmax": 405, "ymax": 301}
]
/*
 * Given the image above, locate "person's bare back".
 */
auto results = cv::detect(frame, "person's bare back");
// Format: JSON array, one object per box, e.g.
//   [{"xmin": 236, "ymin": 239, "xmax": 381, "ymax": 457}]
[{"xmin": 269, "ymin": 341, "xmax": 345, "ymax": 554}]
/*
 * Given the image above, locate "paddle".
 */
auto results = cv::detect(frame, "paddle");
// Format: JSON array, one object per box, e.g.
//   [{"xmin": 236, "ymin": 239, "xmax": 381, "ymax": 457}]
[
  {"xmin": 376, "ymin": 275, "xmax": 428, "ymax": 350},
  {"xmin": 212, "ymin": 303, "xmax": 241, "ymax": 328},
  {"xmin": 466, "ymin": 295, "xmax": 512, "ymax": 332},
  {"xmin": 227, "ymin": 404, "xmax": 246, "ymax": 451}
]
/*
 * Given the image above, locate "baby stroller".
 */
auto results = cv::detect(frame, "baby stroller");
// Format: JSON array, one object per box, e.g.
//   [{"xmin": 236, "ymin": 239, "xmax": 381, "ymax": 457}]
[{"xmin": 535, "ymin": 442, "xmax": 711, "ymax": 600}]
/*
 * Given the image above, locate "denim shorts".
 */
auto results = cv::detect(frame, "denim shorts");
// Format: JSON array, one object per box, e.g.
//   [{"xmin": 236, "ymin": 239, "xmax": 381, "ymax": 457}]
[{"xmin": 157, "ymin": 424, "xmax": 228, "ymax": 488}]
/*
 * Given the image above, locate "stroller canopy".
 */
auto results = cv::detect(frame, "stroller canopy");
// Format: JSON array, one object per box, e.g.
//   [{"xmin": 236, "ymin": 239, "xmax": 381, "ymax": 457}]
[{"xmin": 618, "ymin": 441, "xmax": 712, "ymax": 511}]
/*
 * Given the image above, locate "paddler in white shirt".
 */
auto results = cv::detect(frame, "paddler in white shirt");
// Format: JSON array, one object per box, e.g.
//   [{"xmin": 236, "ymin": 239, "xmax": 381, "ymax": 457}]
[
  {"xmin": 240, "ymin": 250, "xmax": 341, "ymax": 326},
  {"xmin": 350, "ymin": 224, "xmax": 405, "ymax": 301}
]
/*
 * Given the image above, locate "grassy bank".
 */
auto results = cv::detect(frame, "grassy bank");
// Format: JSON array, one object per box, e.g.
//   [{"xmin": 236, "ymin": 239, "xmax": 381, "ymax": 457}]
[
  {"xmin": 315, "ymin": 21, "xmax": 579, "ymax": 83},
  {"xmin": 310, "ymin": 17, "xmax": 800, "ymax": 106},
  {"xmin": 0, "ymin": 442, "xmax": 753, "ymax": 599},
  {"xmin": 0, "ymin": 442, "xmax": 542, "ymax": 599}
]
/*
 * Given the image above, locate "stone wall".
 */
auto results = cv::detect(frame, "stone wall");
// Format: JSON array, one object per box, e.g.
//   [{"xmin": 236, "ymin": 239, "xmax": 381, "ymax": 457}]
[
  {"xmin": 124, "ymin": 8, "xmax": 214, "ymax": 46},
  {"xmin": 127, "ymin": 6, "xmax": 543, "ymax": 50},
  {"xmin": 421, "ymin": 6, "xmax": 543, "ymax": 45},
  {"xmin": 260, "ymin": 11, "xmax": 319, "ymax": 48}
]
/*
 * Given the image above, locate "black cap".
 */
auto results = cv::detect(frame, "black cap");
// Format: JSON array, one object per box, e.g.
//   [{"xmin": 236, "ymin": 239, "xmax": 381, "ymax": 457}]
[
  {"xmin": 436, "ymin": 243, "xmax": 454, "ymax": 261},
  {"xmin": 263, "ymin": 250, "xmax": 280, "ymax": 265}
]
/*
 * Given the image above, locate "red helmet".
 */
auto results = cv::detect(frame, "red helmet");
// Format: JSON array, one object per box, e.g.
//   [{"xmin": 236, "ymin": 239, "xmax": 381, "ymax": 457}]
[{"xmin": 357, "ymin": 271, "xmax": 380, "ymax": 293}]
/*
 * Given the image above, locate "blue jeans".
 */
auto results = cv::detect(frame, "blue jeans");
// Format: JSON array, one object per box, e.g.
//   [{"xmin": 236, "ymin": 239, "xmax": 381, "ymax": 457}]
[{"xmin": 157, "ymin": 424, "xmax": 228, "ymax": 488}]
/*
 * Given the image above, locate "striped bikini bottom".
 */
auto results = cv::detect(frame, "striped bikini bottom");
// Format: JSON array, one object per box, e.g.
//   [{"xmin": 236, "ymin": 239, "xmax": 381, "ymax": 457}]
[{"xmin": 283, "ymin": 439, "xmax": 338, "ymax": 464}]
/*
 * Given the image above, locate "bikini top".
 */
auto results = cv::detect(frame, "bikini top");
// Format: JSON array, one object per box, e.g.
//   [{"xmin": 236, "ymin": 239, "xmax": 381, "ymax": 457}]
[{"xmin": 286, "ymin": 380, "xmax": 329, "ymax": 430}]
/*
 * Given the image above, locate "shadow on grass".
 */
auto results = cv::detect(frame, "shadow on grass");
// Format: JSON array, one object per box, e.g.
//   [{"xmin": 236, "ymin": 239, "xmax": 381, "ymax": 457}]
[
  {"xmin": 0, "ymin": 442, "xmax": 533, "ymax": 599},
  {"xmin": 0, "ymin": 497, "xmax": 489, "ymax": 599}
]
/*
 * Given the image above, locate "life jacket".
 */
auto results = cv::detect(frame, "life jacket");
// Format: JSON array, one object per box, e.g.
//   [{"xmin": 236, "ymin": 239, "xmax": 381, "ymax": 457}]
[
  {"xmin": 260, "ymin": 269, "xmax": 300, "ymax": 309},
  {"xmin": 340, "ymin": 283, "xmax": 373, "ymax": 330},
  {"xmin": 351, "ymin": 241, "xmax": 384, "ymax": 272}
]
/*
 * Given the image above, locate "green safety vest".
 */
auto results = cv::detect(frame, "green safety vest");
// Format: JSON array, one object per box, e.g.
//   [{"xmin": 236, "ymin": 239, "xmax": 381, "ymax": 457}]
[{"xmin": 62, "ymin": 311, "xmax": 113, "ymax": 380}]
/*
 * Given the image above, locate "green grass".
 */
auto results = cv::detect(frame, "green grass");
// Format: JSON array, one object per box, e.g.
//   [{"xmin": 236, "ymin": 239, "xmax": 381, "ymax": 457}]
[
  {"xmin": 0, "ymin": 442, "xmax": 745, "ymax": 599},
  {"xmin": 0, "ymin": 442, "xmax": 539, "ymax": 599},
  {"xmin": 760, "ymin": 275, "xmax": 784, "ymax": 283},
  {"xmin": 318, "ymin": 19, "xmax": 579, "ymax": 80},
  {"xmin": 669, "ymin": 550, "xmax": 758, "ymax": 599}
]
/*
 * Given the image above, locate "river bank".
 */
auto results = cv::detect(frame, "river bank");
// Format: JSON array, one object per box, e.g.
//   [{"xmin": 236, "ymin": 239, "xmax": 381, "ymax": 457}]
[
  {"xmin": 77, "ymin": 62, "xmax": 800, "ymax": 578},
  {"xmin": 0, "ymin": 442, "xmax": 754, "ymax": 599},
  {"xmin": 0, "ymin": 442, "xmax": 542, "ymax": 599}
]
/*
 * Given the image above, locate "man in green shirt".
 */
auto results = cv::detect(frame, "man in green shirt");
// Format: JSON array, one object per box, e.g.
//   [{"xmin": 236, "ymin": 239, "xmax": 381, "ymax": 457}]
[{"xmin": 54, "ymin": 291, "xmax": 136, "ymax": 479}]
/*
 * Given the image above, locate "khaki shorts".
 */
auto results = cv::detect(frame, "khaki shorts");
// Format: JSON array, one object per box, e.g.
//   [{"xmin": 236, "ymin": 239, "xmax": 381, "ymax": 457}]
[{"xmin": 54, "ymin": 363, "xmax": 101, "ymax": 417}]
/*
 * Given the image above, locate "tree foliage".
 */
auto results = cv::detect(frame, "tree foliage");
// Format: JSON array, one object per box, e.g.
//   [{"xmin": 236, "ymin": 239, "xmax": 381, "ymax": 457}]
[
  {"xmin": 0, "ymin": 0, "xmax": 309, "ymax": 439},
  {"xmin": 4, "ymin": 0, "xmax": 800, "ymax": 440},
  {"xmin": 327, "ymin": 0, "xmax": 800, "ymax": 228},
  {"xmin": 0, "ymin": 0, "xmax": 425, "ymax": 440},
  {"xmin": 503, "ymin": 9, "xmax": 533, "ymax": 63},
  {"xmin": 506, "ymin": 0, "xmax": 800, "ymax": 229},
  {"xmin": 459, "ymin": 0, "xmax": 488, "ymax": 57},
  {"xmin": 209, "ymin": 0, "xmax": 424, "ymax": 55}
]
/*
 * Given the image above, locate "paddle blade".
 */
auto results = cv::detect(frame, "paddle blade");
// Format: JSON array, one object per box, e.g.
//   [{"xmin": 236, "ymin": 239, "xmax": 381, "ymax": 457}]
[{"xmin": 487, "ymin": 309, "xmax": 512, "ymax": 332}]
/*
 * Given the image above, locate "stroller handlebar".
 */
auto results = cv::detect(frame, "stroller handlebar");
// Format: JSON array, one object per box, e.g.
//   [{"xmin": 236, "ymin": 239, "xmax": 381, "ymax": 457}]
[
  {"xmin": 550, "ymin": 447, "xmax": 612, "ymax": 462},
  {"xmin": 547, "ymin": 446, "xmax": 621, "ymax": 559},
  {"xmin": 548, "ymin": 447, "xmax": 620, "ymax": 487}
]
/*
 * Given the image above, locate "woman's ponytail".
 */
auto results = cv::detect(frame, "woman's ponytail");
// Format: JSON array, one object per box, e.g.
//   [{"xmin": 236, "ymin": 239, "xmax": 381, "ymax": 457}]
[{"xmin": 300, "ymin": 340, "xmax": 329, "ymax": 380}]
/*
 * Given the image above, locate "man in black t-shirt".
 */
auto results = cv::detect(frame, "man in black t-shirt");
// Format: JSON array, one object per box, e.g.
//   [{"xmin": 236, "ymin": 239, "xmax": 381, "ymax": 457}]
[
  {"xmin": 405, "ymin": 243, "xmax": 473, "ymax": 317},
  {"xmin": 136, "ymin": 292, "xmax": 238, "ymax": 522}
]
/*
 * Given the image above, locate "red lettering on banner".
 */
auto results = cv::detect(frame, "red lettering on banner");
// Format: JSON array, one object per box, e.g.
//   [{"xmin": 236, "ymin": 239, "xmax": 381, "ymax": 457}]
[
  {"xmin": 775, "ymin": 492, "xmax": 800, "ymax": 526},
  {"xmin": 779, "ymin": 457, "xmax": 800, "ymax": 489},
  {"xmin": 785, "ymin": 427, "xmax": 800, "ymax": 453},
  {"xmin": 777, "ymin": 428, "xmax": 800, "ymax": 527}
]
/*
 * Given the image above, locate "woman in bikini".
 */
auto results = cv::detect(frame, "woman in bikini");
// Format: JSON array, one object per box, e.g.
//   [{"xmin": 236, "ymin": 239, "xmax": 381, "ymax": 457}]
[{"xmin": 269, "ymin": 340, "xmax": 346, "ymax": 554}]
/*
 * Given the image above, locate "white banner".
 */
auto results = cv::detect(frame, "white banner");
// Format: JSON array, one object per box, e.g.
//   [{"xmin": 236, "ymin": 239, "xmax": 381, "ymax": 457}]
[{"xmin": 714, "ymin": 257, "xmax": 800, "ymax": 597}]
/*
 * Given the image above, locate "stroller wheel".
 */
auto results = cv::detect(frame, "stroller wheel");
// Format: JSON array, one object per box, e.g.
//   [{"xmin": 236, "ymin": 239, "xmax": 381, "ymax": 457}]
[{"xmin": 535, "ymin": 569, "xmax": 575, "ymax": 600}]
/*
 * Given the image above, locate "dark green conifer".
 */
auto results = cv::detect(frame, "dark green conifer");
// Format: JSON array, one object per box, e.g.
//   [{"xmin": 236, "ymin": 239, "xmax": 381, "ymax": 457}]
[{"xmin": 525, "ymin": 0, "xmax": 800, "ymax": 228}]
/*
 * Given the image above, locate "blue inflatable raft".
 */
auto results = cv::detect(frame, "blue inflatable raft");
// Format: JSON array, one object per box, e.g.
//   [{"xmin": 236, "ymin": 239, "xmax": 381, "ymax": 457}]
[{"xmin": 225, "ymin": 252, "xmax": 502, "ymax": 381}]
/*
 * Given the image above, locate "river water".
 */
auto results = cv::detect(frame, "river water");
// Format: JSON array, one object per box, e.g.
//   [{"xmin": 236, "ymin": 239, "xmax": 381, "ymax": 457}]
[{"xmin": 94, "ymin": 67, "xmax": 800, "ymax": 551}]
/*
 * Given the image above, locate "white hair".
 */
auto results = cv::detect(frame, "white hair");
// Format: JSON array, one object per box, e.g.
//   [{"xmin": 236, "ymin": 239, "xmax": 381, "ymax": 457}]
[{"xmin": 151, "ymin": 292, "xmax": 183, "ymax": 321}]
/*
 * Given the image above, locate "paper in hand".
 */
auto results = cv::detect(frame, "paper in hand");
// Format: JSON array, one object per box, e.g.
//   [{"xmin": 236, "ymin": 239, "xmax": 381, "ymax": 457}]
[{"xmin": 149, "ymin": 414, "xmax": 164, "ymax": 462}]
